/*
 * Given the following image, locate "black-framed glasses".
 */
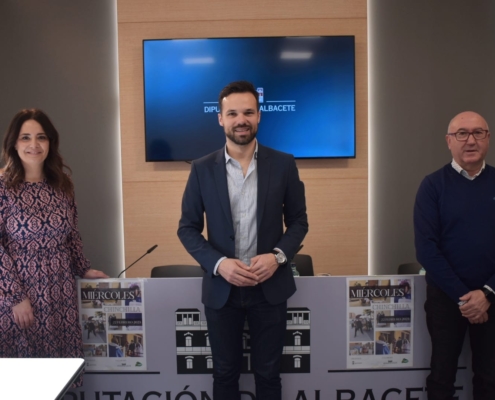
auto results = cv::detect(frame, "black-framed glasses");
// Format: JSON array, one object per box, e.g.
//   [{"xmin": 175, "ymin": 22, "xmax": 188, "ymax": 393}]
[{"xmin": 446, "ymin": 129, "xmax": 489, "ymax": 141}]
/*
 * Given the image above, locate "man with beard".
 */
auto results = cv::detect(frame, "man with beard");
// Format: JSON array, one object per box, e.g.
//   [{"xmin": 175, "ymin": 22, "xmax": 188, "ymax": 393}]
[{"xmin": 178, "ymin": 81, "xmax": 308, "ymax": 400}]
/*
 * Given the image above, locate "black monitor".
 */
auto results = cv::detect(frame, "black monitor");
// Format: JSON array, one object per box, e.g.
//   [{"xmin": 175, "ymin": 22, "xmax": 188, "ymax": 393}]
[{"xmin": 143, "ymin": 36, "xmax": 356, "ymax": 161}]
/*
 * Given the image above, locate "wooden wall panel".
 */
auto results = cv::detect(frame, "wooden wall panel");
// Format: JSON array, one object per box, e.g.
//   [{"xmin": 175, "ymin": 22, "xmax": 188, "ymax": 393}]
[
  {"xmin": 117, "ymin": 0, "xmax": 367, "ymax": 23},
  {"xmin": 121, "ymin": 181, "xmax": 195, "ymax": 278},
  {"xmin": 117, "ymin": 0, "xmax": 368, "ymax": 277}
]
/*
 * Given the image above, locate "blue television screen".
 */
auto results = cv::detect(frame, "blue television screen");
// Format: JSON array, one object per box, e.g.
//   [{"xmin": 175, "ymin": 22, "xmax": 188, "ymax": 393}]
[{"xmin": 143, "ymin": 36, "xmax": 355, "ymax": 161}]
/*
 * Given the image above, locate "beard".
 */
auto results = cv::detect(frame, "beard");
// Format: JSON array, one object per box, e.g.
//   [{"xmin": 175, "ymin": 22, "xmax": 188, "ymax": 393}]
[{"xmin": 225, "ymin": 124, "xmax": 258, "ymax": 146}]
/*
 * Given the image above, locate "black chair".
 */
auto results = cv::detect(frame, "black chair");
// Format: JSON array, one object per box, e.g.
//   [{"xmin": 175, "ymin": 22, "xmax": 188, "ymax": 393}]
[
  {"xmin": 151, "ymin": 265, "xmax": 204, "ymax": 278},
  {"xmin": 293, "ymin": 254, "xmax": 314, "ymax": 276},
  {"xmin": 398, "ymin": 262, "xmax": 423, "ymax": 275}
]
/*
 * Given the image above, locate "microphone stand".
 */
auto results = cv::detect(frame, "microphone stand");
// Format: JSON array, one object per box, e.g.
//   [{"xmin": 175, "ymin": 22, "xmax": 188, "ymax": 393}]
[{"xmin": 117, "ymin": 245, "xmax": 158, "ymax": 278}]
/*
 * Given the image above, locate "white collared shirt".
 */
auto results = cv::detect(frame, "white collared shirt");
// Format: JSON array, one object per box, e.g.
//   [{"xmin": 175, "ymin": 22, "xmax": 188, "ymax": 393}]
[
  {"xmin": 225, "ymin": 142, "xmax": 258, "ymax": 265},
  {"xmin": 213, "ymin": 142, "xmax": 258, "ymax": 274},
  {"xmin": 451, "ymin": 159, "xmax": 485, "ymax": 180}
]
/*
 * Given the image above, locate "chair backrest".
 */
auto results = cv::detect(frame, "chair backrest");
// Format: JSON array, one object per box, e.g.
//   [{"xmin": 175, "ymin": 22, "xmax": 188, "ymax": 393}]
[
  {"xmin": 293, "ymin": 254, "xmax": 314, "ymax": 276},
  {"xmin": 397, "ymin": 262, "xmax": 422, "ymax": 275},
  {"xmin": 151, "ymin": 265, "xmax": 204, "ymax": 278}
]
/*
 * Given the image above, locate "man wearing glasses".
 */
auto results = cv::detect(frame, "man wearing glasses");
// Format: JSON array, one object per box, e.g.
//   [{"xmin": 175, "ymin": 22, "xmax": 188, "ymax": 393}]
[{"xmin": 414, "ymin": 111, "xmax": 495, "ymax": 400}]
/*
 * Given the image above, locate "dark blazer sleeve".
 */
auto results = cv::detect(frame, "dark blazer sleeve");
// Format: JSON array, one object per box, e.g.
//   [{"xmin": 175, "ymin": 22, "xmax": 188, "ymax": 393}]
[
  {"xmin": 177, "ymin": 159, "xmax": 228, "ymax": 276},
  {"xmin": 275, "ymin": 155, "xmax": 308, "ymax": 261},
  {"xmin": 255, "ymin": 147, "xmax": 308, "ymax": 305},
  {"xmin": 256, "ymin": 148, "xmax": 308, "ymax": 261}
]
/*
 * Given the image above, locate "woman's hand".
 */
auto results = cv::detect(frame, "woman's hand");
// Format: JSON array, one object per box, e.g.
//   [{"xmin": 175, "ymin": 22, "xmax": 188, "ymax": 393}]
[
  {"xmin": 12, "ymin": 298, "xmax": 35, "ymax": 329},
  {"xmin": 83, "ymin": 269, "xmax": 109, "ymax": 279}
]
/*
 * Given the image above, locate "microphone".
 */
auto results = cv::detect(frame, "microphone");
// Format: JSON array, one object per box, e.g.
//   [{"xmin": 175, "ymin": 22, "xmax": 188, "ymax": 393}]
[{"xmin": 117, "ymin": 245, "xmax": 158, "ymax": 278}]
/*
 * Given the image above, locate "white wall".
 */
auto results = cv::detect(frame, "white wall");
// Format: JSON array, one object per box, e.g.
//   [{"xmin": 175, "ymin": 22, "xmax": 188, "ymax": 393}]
[
  {"xmin": 369, "ymin": 0, "xmax": 495, "ymax": 274},
  {"xmin": 0, "ymin": 0, "xmax": 123, "ymax": 276}
]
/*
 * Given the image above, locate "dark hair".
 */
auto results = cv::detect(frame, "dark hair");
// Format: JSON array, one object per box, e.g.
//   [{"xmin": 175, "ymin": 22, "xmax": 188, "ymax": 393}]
[
  {"xmin": 218, "ymin": 81, "xmax": 259, "ymax": 111},
  {"xmin": 400, "ymin": 280, "xmax": 411, "ymax": 289},
  {"xmin": 1, "ymin": 108, "xmax": 74, "ymax": 195}
]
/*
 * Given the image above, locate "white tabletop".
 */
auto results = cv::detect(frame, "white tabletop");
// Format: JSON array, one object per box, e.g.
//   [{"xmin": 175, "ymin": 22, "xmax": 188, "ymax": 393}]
[{"xmin": 0, "ymin": 358, "xmax": 84, "ymax": 400}]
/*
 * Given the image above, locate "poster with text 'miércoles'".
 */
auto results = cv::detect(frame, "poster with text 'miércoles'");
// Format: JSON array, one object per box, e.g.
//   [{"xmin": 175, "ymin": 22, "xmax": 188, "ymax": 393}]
[
  {"xmin": 78, "ymin": 278, "xmax": 147, "ymax": 371},
  {"xmin": 347, "ymin": 276, "xmax": 413, "ymax": 369}
]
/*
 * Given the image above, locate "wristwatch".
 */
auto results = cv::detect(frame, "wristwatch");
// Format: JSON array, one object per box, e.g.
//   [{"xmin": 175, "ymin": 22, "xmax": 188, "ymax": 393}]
[
  {"xmin": 271, "ymin": 250, "xmax": 287, "ymax": 266},
  {"xmin": 481, "ymin": 287, "xmax": 495, "ymax": 304}
]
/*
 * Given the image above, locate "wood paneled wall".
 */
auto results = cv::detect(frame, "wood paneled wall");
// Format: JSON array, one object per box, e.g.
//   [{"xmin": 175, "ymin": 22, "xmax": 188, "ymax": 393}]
[{"xmin": 117, "ymin": 0, "xmax": 368, "ymax": 277}]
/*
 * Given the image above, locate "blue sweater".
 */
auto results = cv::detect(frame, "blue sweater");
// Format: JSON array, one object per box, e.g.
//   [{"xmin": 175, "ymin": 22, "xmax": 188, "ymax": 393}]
[{"xmin": 414, "ymin": 163, "xmax": 495, "ymax": 303}]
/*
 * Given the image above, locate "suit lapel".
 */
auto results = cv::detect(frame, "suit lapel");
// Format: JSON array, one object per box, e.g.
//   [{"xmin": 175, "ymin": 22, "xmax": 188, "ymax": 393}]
[
  {"xmin": 213, "ymin": 149, "xmax": 234, "ymax": 229},
  {"xmin": 257, "ymin": 145, "xmax": 271, "ymax": 230}
]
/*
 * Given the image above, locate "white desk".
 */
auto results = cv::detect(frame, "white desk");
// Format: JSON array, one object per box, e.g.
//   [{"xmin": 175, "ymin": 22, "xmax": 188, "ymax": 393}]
[
  {"xmin": 0, "ymin": 358, "xmax": 84, "ymax": 400},
  {"xmin": 73, "ymin": 277, "xmax": 473, "ymax": 399}
]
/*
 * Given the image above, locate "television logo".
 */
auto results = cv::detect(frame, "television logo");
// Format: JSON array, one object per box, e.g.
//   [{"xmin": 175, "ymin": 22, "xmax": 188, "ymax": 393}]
[
  {"xmin": 203, "ymin": 87, "xmax": 296, "ymax": 113},
  {"xmin": 257, "ymin": 87, "xmax": 264, "ymax": 103}
]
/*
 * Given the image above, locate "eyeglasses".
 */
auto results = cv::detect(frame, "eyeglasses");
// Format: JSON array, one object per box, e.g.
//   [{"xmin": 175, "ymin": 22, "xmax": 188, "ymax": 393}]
[{"xmin": 446, "ymin": 129, "xmax": 489, "ymax": 141}]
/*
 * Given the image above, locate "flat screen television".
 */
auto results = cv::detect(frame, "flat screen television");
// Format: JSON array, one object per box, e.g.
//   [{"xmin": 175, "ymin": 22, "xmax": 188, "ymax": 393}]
[{"xmin": 143, "ymin": 36, "xmax": 355, "ymax": 161}]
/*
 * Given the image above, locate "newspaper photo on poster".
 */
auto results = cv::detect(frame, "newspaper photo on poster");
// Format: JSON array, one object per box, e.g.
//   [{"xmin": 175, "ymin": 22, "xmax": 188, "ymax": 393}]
[
  {"xmin": 78, "ymin": 279, "xmax": 147, "ymax": 371},
  {"xmin": 347, "ymin": 277, "xmax": 413, "ymax": 368}
]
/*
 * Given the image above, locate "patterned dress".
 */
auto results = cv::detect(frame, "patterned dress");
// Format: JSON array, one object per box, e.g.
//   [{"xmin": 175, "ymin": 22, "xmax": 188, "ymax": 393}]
[{"xmin": 0, "ymin": 177, "xmax": 90, "ymax": 385}]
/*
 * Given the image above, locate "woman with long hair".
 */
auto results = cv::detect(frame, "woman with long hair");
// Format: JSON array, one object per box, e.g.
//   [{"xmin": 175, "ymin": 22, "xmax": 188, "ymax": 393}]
[{"xmin": 0, "ymin": 109, "xmax": 107, "ymax": 386}]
